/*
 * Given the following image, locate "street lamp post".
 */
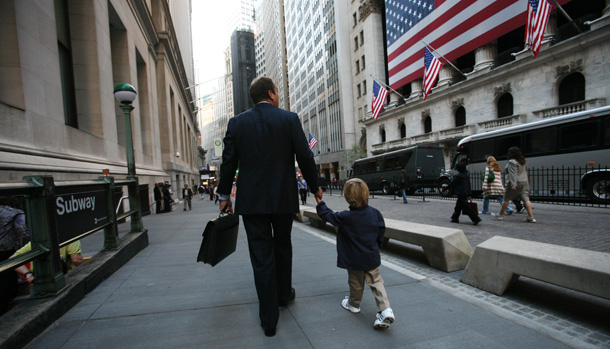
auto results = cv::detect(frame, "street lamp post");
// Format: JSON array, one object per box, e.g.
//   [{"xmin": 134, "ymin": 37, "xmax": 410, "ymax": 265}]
[
  {"xmin": 113, "ymin": 83, "xmax": 143, "ymax": 232},
  {"xmin": 113, "ymin": 83, "xmax": 137, "ymax": 179}
]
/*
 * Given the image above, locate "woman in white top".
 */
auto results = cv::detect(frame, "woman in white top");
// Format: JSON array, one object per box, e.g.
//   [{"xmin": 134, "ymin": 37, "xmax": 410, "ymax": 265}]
[{"xmin": 496, "ymin": 147, "xmax": 536, "ymax": 222}]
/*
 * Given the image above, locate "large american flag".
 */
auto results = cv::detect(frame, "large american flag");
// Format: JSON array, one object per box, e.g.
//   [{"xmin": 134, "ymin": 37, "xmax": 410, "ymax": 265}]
[
  {"xmin": 372, "ymin": 80, "xmax": 389, "ymax": 120},
  {"xmin": 308, "ymin": 133, "xmax": 318, "ymax": 150},
  {"xmin": 386, "ymin": 0, "xmax": 570, "ymax": 90},
  {"xmin": 422, "ymin": 47, "xmax": 443, "ymax": 100},
  {"xmin": 526, "ymin": 0, "xmax": 552, "ymax": 58}
]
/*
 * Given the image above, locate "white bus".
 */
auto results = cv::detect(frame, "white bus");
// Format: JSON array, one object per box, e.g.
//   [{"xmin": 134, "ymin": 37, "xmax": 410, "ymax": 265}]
[{"xmin": 438, "ymin": 105, "xmax": 610, "ymax": 204}]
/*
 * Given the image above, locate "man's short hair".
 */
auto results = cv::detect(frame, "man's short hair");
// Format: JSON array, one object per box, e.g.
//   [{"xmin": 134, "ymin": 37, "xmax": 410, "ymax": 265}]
[
  {"xmin": 250, "ymin": 76, "xmax": 276, "ymax": 104},
  {"xmin": 343, "ymin": 178, "xmax": 369, "ymax": 208},
  {"xmin": 456, "ymin": 162, "xmax": 467, "ymax": 173}
]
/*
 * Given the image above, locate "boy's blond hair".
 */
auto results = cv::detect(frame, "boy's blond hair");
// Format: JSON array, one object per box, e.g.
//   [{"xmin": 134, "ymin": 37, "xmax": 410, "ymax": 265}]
[{"xmin": 343, "ymin": 178, "xmax": 369, "ymax": 208}]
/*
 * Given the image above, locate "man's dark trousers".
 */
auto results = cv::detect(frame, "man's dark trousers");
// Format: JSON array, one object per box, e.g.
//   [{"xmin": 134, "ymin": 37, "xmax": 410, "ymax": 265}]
[
  {"xmin": 451, "ymin": 195, "xmax": 478, "ymax": 222},
  {"xmin": 242, "ymin": 213, "xmax": 293, "ymax": 330}
]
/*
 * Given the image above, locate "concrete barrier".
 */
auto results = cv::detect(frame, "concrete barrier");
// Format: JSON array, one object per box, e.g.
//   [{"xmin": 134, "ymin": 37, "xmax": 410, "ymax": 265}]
[
  {"xmin": 460, "ymin": 236, "xmax": 610, "ymax": 299},
  {"xmin": 294, "ymin": 205, "xmax": 310, "ymax": 223},
  {"xmin": 301, "ymin": 208, "xmax": 472, "ymax": 272}
]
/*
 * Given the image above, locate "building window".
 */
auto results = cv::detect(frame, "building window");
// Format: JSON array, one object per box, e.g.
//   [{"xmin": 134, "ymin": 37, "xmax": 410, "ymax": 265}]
[
  {"xmin": 360, "ymin": 30, "xmax": 364, "ymax": 45},
  {"xmin": 353, "ymin": 12, "xmax": 357, "ymax": 26},
  {"xmin": 361, "ymin": 55, "xmax": 365, "ymax": 70},
  {"xmin": 497, "ymin": 93, "xmax": 513, "ymax": 118},
  {"xmin": 355, "ymin": 60, "xmax": 360, "ymax": 74},
  {"xmin": 357, "ymin": 84, "xmax": 361, "ymax": 97},
  {"xmin": 380, "ymin": 128, "xmax": 386, "ymax": 143},
  {"xmin": 558, "ymin": 72, "xmax": 585, "ymax": 105},
  {"xmin": 362, "ymin": 80, "xmax": 367, "ymax": 95},
  {"xmin": 354, "ymin": 37, "xmax": 358, "ymax": 50},
  {"xmin": 400, "ymin": 123, "xmax": 406, "ymax": 138},
  {"xmin": 424, "ymin": 116, "xmax": 432, "ymax": 134},
  {"xmin": 55, "ymin": 0, "xmax": 78, "ymax": 128},
  {"xmin": 455, "ymin": 106, "xmax": 466, "ymax": 127}
]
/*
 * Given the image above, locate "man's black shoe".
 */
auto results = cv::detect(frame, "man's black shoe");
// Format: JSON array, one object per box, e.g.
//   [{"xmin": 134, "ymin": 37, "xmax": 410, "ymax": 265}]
[
  {"xmin": 279, "ymin": 288, "xmax": 296, "ymax": 307},
  {"xmin": 263, "ymin": 327, "xmax": 276, "ymax": 337}
]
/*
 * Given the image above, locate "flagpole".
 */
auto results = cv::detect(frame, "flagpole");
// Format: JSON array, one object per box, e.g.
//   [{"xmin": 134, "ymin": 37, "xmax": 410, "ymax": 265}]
[
  {"xmin": 369, "ymin": 74, "xmax": 408, "ymax": 100},
  {"xmin": 421, "ymin": 40, "xmax": 466, "ymax": 77},
  {"xmin": 549, "ymin": 0, "xmax": 581, "ymax": 34}
]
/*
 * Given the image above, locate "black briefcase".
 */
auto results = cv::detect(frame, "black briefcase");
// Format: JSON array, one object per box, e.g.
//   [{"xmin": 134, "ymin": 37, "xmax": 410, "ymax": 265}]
[{"xmin": 197, "ymin": 213, "xmax": 239, "ymax": 266}]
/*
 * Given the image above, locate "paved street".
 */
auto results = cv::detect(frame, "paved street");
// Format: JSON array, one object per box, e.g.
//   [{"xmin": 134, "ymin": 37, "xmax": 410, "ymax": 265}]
[
  {"xmin": 306, "ymin": 191, "xmax": 610, "ymax": 253},
  {"xmin": 21, "ymin": 195, "xmax": 610, "ymax": 348}
]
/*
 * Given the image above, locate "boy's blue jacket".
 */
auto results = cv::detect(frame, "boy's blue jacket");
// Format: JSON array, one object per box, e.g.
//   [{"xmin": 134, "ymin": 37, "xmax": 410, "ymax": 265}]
[{"xmin": 316, "ymin": 201, "xmax": 385, "ymax": 271}]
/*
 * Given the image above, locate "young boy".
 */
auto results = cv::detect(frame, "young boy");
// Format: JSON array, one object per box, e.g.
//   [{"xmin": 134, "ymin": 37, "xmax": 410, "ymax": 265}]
[
  {"xmin": 442, "ymin": 161, "xmax": 481, "ymax": 225},
  {"xmin": 315, "ymin": 178, "xmax": 395, "ymax": 329}
]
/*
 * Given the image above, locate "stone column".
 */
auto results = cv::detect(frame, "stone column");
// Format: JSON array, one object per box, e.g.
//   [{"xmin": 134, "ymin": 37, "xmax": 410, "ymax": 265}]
[
  {"xmin": 411, "ymin": 79, "xmax": 422, "ymax": 98},
  {"xmin": 437, "ymin": 65, "xmax": 453, "ymax": 86},
  {"xmin": 474, "ymin": 41, "xmax": 497, "ymax": 71},
  {"xmin": 544, "ymin": 10, "xmax": 557, "ymax": 42}
]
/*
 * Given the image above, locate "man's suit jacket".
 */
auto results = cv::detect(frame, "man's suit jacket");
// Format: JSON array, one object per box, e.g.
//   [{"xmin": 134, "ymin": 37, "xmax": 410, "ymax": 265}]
[{"xmin": 217, "ymin": 103, "xmax": 319, "ymax": 215}]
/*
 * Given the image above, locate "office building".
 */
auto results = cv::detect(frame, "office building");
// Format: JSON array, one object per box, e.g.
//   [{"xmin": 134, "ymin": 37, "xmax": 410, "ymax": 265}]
[{"xmin": 0, "ymin": 0, "xmax": 198, "ymax": 197}]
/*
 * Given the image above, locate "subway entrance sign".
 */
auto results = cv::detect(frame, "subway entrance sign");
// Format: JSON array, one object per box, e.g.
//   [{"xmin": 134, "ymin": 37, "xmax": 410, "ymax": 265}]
[{"xmin": 54, "ymin": 185, "xmax": 109, "ymax": 243}]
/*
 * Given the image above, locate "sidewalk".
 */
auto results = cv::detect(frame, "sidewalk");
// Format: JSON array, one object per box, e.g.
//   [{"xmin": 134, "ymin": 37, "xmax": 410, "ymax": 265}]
[{"xmin": 20, "ymin": 198, "xmax": 608, "ymax": 348}]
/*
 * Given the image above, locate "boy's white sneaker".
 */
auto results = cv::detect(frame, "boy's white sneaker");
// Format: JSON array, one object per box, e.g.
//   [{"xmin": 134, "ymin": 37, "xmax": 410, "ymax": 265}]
[
  {"xmin": 341, "ymin": 296, "xmax": 360, "ymax": 313},
  {"xmin": 374, "ymin": 308, "xmax": 395, "ymax": 329}
]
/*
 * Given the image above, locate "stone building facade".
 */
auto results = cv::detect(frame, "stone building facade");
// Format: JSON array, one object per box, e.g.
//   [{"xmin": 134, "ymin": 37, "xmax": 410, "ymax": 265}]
[
  {"xmin": 0, "ymin": 0, "xmax": 198, "ymax": 200},
  {"xmin": 364, "ymin": 3, "xmax": 610, "ymax": 168}
]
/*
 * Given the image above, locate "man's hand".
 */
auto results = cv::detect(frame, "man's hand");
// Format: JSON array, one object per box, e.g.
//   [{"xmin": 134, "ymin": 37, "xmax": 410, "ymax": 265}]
[
  {"xmin": 315, "ymin": 188, "xmax": 323, "ymax": 203},
  {"xmin": 220, "ymin": 199, "xmax": 233, "ymax": 213}
]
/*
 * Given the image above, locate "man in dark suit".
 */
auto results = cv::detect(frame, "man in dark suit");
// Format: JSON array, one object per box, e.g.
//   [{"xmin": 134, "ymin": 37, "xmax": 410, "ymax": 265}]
[{"xmin": 217, "ymin": 77, "xmax": 320, "ymax": 337}]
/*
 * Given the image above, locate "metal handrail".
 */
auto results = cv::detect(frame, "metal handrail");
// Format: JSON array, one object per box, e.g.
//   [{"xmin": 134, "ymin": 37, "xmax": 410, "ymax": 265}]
[
  {"xmin": 116, "ymin": 196, "xmax": 129, "ymax": 214},
  {"xmin": 0, "ymin": 246, "xmax": 49, "ymax": 274}
]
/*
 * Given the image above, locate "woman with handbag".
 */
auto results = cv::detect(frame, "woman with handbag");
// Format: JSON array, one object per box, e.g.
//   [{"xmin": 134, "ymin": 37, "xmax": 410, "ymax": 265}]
[
  {"xmin": 481, "ymin": 156, "xmax": 513, "ymax": 215},
  {"xmin": 496, "ymin": 147, "xmax": 536, "ymax": 223}
]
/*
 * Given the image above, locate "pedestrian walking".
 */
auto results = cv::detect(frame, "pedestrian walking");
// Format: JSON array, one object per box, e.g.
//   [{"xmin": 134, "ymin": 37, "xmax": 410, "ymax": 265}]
[
  {"xmin": 208, "ymin": 184, "xmax": 215, "ymax": 202},
  {"xmin": 162, "ymin": 183, "xmax": 172, "ymax": 213},
  {"xmin": 399, "ymin": 170, "xmax": 409, "ymax": 203},
  {"xmin": 154, "ymin": 183, "xmax": 163, "ymax": 214},
  {"xmin": 481, "ymin": 156, "xmax": 513, "ymax": 215},
  {"xmin": 182, "ymin": 184, "xmax": 193, "ymax": 211},
  {"xmin": 297, "ymin": 175, "xmax": 308, "ymax": 205},
  {"xmin": 216, "ymin": 76, "xmax": 320, "ymax": 337},
  {"xmin": 315, "ymin": 178, "xmax": 395, "ymax": 330},
  {"xmin": 442, "ymin": 161, "xmax": 481, "ymax": 225},
  {"xmin": 0, "ymin": 201, "xmax": 29, "ymax": 315},
  {"xmin": 496, "ymin": 146, "xmax": 536, "ymax": 222},
  {"xmin": 198, "ymin": 185, "xmax": 205, "ymax": 199}
]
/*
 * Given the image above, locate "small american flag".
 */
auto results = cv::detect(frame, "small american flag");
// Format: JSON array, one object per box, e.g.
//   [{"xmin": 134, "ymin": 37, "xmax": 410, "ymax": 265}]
[
  {"xmin": 422, "ymin": 47, "xmax": 443, "ymax": 100},
  {"xmin": 372, "ymin": 80, "xmax": 388, "ymax": 120},
  {"xmin": 526, "ymin": 0, "xmax": 552, "ymax": 58},
  {"xmin": 308, "ymin": 133, "xmax": 318, "ymax": 150}
]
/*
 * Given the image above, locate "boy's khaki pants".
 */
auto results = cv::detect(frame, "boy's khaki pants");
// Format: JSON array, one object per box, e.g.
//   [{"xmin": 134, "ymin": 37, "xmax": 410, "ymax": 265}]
[{"xmin": 347, "ymin": 268, "xmax": 390, "ymax": 312}]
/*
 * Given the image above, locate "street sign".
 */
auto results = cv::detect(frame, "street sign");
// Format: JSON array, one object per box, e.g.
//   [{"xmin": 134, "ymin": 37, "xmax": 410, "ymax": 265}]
[
  {"xmin": 54, "ymin": 185, "xmax": 108, "ymax": 244},
  {"xmin": 214, "ymin": 139, "xmax": 223, "ymax": 156}
]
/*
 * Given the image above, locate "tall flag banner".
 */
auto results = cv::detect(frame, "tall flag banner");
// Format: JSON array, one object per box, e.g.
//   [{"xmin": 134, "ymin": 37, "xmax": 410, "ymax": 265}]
[
  {"xmin": 308, "ymin": 133, "xmax": 318, "ymax": 150},
  {"xmin": 422, "ymin": 47, "xmax": 443, "ymax": 100},
  {"xmin": 385, "ymin": 0, "xmax": 570, "ymax": 90},
  {"xmin": 372, "ymin": 80, "xmax": 388, "ymax": 120},
  {"xmin": 525, "ymin": 0, "xmax": 552, "ymax": 58}
]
